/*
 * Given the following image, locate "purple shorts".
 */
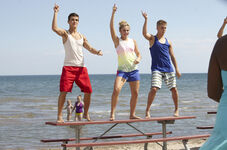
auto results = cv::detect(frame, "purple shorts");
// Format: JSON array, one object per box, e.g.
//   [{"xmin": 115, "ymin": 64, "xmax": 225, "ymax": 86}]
[{"xmin": 117, "ymin": 70, "xmax": 140, "ymax": 82}]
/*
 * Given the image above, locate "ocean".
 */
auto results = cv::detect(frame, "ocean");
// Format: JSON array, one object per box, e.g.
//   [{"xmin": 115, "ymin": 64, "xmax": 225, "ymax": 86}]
[{"xmin": 0, "ymin": 74, "xmax": 218, "ymax": 149}]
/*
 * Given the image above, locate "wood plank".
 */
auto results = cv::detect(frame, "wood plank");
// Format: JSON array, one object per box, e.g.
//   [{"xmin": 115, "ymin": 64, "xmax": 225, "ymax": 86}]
[
  {"xmin": 197, "ymin": 126, "xmax": 214, "ymax": 129},
  {"xmin": 41, "ymin": 131, "xmax": 172, "ymax": 143},
  {"xmin": 62, "ymin": 134, "xmax": 210, "ymax": 147},
  {"xmin": 46, "ymin": 116, "xmax": 196, "ymax": 126},
  {"xmin": 207, "ymin": 111, "xmax": 217, "ymax": 114}
]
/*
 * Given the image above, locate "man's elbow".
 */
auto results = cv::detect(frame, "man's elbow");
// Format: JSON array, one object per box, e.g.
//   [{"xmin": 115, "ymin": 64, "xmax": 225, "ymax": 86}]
[
  {"xmin": 142, "ymin": 32, "xmax": 146, "ymax": 38},
  {"xmin": 52, "ymin": 27, "xmax": 57, "ymax": 32}
]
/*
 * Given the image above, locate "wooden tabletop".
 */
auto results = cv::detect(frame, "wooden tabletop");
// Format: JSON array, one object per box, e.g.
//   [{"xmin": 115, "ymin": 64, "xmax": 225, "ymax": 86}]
[{"xmin": 46, "ymin": 116, "xmax": 196, "ymax": 126}]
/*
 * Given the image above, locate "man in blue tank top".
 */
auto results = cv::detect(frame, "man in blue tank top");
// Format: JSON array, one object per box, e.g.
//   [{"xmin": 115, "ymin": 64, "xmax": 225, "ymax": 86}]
[{"xmin": 141, "ymin": 11, "xmax": 181, "ymax": 118}]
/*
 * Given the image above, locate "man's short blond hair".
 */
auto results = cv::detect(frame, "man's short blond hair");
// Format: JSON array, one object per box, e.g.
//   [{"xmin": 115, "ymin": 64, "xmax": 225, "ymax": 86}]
[{"xmin": 157, "ymin": 20, "xmax": 167, "ymax": 27}]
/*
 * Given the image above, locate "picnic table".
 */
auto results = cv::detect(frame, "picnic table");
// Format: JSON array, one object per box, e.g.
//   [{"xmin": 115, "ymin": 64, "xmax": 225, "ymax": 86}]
[{"xmin": 43, "ymin": 116, "xmax": 209, "ymax": 150}]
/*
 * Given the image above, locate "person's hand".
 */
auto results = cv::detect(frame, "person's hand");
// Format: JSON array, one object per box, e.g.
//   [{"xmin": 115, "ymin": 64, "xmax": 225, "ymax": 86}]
[
  {"xmin": 176, "ymin": 70, "xmax": 181, "ymax": 79},
  {"xmin": 224, "ymin": 17, "xmax": 227, "ymax": 24},
  {"xmin": 53, "ymin": 4, "xmax": 59, "ymax": 13},
  {"xmin": 134, "ymin": 58, "xmax": 140, "ymax": 64},
  {"xmin": 112, "ymin": 4, "xmax": 117, "ymax": 13},
  {"xmin": 97, "ymin": 50, "xmax": 103, "ymax": 56},
  {"xmin": 141, "ymin": 11, "xmax": 148, "ymax": 20}
]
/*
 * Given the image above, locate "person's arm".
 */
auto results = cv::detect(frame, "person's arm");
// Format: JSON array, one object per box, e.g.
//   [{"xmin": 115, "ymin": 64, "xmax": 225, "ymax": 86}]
[
  {"xmin": 110, "ymin": 4, "xmax": 119, "ymax": 48},
  {"xmin": 133, "ymin": 40, "xmax": 141, "ymax": 64},
  {"xmin": 217, "ymin": 17, "xmax": 227, "ymax": 38},
  {"xmin": 82, "ymin": 35, "xmax": 103, "ymax": 56},
  {"xmin": 169, "ymin": 40, "xmax": 181, "ymax": 78},
  {"xmin": 141, "ymin": 11, "xmax": 154, "ymax": 41},
  {"xmin": 72, "ymin": 105, "xmax": 76, "ymax": 112},
  {"xmin": 52, "ymin": 4, "xmax": 67, "ymax": 39}
]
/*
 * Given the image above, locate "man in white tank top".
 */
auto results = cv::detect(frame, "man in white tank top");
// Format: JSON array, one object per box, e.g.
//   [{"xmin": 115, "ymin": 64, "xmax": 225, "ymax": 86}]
[{"xmin": 52, "ymin": 4, "xmax": 103, "ymax": 122}]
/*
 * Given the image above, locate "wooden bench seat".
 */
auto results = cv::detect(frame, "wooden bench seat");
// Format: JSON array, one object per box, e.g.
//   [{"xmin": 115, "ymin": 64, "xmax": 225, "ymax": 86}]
[
  {"xmin": 207, "ymin": 111, "xmax": 217, "ymax": 114},
  {"xmin": 61, "ymin": 134, "xmax": 210, "ymax": 148},
  {"xmin": 196, "ymin": 111, "xmax": 216, "ymax": 130},
  {"xmin": 197, "ymin": 126, "xmax": 214, "ymax": 129},
  {"xmin": 41, "ymin": 131, "xmax": 172, "ymax": 143}
]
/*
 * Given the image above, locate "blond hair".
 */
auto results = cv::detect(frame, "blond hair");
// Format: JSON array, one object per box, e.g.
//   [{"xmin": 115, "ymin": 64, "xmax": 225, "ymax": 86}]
[
  {"xmin": 119, "ymin": 20, "xmax": 130, "ymax": 30},
  {"xmin": 157, "ymin": 20, "xmax": 167, "ymax": 27}
]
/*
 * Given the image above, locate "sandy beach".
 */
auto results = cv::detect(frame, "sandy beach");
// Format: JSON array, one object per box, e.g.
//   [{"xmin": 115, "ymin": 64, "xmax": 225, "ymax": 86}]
[{"xmin": 36, "ymin": 139, "xmax": 206, "ymax": 150}]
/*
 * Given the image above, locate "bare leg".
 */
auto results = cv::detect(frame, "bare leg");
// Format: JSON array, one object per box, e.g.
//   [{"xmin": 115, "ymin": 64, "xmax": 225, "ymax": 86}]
[
  {"xmin": 75, "ymin": 115, "xmax": 78, "ymax": 121},
  {"xmin": 110, "ymin": 77, "xmax": 126, "ymax": 121},
  {"xmin": 78, "ymin": 113, "xmax": 82, "ymax": 121},
  {"xmin": 129, "ymin": 81, "xmax": 141, "ymax": 119},
  {"xmin": 57, "ymin": 92, "xmax": 67, "ymax": 123},
  {"xmin": 145, "ymin": 87, "xmax": 158, "ymax": 118},
  {"xmin": 171, "ymin": 87, "xmax": 179, "ymax": 116},
  {"xmin": 67, "ymin": 114, "xmax": 70, "ymax": 121},
  {"xmin": 83, "ymin": 93, "xmax": 91, "ymax": 121}
]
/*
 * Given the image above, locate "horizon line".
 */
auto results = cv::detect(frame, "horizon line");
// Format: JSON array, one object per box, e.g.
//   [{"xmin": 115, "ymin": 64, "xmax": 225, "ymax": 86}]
[{"xmin": 0, "ymin": 72, "xmax": 207, "ymax": 76}]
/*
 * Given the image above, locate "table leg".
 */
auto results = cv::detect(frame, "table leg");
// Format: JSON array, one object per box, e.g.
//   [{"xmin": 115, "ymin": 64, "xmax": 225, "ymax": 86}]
[
  {"xmin": 75, "ymin": 125, "xmax": 81, "ymax": 150},
  {"xmin": 157, "ymin": 120, "xmax": 174, "ymax": 150},
  {"xmin": 162, "ymin": 122, "xmax": 167, "ymax": 150}
]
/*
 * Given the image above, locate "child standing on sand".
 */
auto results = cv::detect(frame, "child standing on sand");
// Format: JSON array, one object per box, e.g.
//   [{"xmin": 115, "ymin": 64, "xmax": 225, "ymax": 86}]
[
  {"xmin": 64, "ymin": 99, "xmax": 74, "ymax": 121},
  {"xmin": 72, "ymin": 95, "xmax": 84, "ymax": 121}
]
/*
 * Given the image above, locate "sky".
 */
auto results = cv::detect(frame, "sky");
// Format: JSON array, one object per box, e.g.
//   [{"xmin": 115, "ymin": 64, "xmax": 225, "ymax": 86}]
[{"xmin": 0, "ymin": 0, "xmax": 226, "ymax": 75}]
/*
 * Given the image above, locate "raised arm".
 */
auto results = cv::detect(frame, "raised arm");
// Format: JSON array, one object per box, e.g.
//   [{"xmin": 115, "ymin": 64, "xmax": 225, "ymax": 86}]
[
  {"xmin": 52, "ymin": 4, "xmax": 67, "ymax": 38},
  {"xmin": 169, "ymin": 40, "xmax": 181, "ymax": 78},
  {"xmin": 133, "ymin": 40, "xmax": 141, "ymax": 64},
  {"xmin": 110, "ymin": 4, "xmax": 119, "ymax": 48},
  {"xmin": 217, "ymin": 17, "xmax": 227, "ymax": 38},
  {"xmin": 141, "ymin": 11, "xmax": 154, "ymax": 41},
  {"xmin": 83, "ymin": 35, "xmax": 103, "ymax": 56}
]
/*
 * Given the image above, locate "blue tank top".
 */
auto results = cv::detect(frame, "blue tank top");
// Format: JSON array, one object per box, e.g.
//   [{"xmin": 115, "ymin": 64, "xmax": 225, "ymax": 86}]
[{"xmin": 149, "ymin": 36, "xmax": 174, "ymax": 72}]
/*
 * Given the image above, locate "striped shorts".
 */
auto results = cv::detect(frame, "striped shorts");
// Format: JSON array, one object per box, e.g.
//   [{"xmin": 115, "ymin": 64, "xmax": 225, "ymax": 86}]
[{"xmin": 151, "ymin": 71, "xmax": 176, "ymax": 89}]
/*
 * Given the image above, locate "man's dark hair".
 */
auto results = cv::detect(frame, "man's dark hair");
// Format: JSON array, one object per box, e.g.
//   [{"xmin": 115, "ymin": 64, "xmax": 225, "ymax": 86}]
[{"xmin": 68, "ymin": 13, "xmax": 79, "ymax": 21}]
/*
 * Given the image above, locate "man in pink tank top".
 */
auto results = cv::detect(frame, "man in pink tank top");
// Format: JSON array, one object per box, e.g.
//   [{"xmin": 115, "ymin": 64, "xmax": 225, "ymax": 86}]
[{"xmin": 52, "ymin": 4, "xmax": 103, "ymax": 122}]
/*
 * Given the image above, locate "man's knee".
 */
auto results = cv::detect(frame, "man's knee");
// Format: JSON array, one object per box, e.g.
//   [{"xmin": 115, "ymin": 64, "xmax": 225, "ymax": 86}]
[
  {"xmin": 170, "ymin": 87, "xmax": 178, "ymax": 93},
  {"xmin": 59, "ymin": 92, "xmax": 67, "ymax": 98},
  {"xmin": 84, "ymin": 92, "xmax": 91, "ymax": 97},
  {"xmin": 150, "ymin": 87, "xmax": 158, "ymax": 93}
]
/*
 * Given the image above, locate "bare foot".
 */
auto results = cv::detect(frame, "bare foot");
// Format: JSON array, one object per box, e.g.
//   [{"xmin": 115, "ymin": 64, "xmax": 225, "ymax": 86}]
[
  {"xmin": 109, "ymin": 115, "xmax": 115, "ymax": 121},
  {"xmin": 83, "ymin": 114, "xmax": 91, "ymax": 121},
  {"xmin": 173, "ymin": 109, "xmax": 179, "ymax": 117},
  {"xmin": 56, "ymin": 118, "xmax": 64, "ymax": 123},
  {"xmin": 145, "ymin": 111, "xmax": 151, "ymax": 119},
  {"xmin": 130, "ymin": 115, "xmax": 141, "ymax": 119}
]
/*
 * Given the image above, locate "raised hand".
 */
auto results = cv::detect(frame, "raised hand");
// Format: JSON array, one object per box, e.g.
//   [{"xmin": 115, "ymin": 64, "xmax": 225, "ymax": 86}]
[
  {"xmin": 53, "ymin": 4, "xmax": 59, "ymax": 13},
  {"xmin": 141, "ymin": 11, "xmax": 148, "ymax": 19},
  {"xmin": 113, "ymin": 4, "xmax": 117, "ymax": 13}
]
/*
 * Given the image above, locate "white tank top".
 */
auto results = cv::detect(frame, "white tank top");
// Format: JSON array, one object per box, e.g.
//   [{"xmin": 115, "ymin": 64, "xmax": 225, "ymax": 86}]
[
  {"xmin": 116, "ymin": 38, "xmax": 137, "ymax": 72},
  {"xmin": 63, "ymin": 31, "xmax": 84, "ymax": 67}
]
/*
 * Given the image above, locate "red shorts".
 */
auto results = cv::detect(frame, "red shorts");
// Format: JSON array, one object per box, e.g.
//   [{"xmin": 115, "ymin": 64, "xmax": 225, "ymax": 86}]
[{"xmin": 60, "ymin": 66, "xmax": 92, "ymax": 93}]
